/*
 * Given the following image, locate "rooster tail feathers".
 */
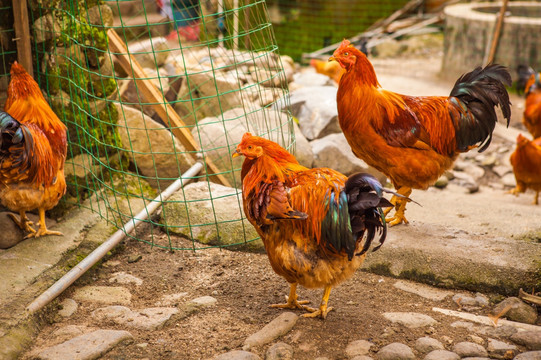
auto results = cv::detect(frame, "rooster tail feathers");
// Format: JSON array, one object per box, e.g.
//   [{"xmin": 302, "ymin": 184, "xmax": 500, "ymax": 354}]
[
  {"xmin": 343, "ymin": 173, "xmax": 394, "ymax": 257},
  {"xmin": 0, "ymin": 111, "xmax": 33, "ymax": 171},
  {"xmin": 450, "ymin": 64, "xmax": 512, "ymax": 153}
]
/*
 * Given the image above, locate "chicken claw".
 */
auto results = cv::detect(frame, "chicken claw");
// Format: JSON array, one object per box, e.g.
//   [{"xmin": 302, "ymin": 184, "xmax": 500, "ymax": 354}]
[
  {"xmin": 24, "ymin": 208, "xmax": 63, "ymax": 239},
  {"xmin": 270, "ymin": 283, "xmax": 314, "ymax": 311},
  {"xmin": 7, "ymin": 211, "xmax": 36, "ymax": 234},
  {"xmin": 301, "ymin": 286, "xmax": 334, "ymax": 319}
]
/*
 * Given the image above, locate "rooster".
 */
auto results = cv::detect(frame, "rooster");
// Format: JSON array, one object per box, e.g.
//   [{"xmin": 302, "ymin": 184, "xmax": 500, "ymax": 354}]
[
  {"xmin": 310, "ymin": 58, "xmax": 345, "ymax": 84},
  {"xmin": 233, "ymin": 132, "xmax": 399, "ymax": 319},
  {"xmin": 331, "ymin": 39, "xmax": 511, "ymax": 226},
  {"xmin": 508, "ymin": 134, "xmax": 541, "ymax": 205},
  {"xmin": 0, "ymin": 62, "xmax": 67, "ymax": 238},
  {"xmin": 517, "ymin": 66, "xmax": 541, "ymax": 139}
]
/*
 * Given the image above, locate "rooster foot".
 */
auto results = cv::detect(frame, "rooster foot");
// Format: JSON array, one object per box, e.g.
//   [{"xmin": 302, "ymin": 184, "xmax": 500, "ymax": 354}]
[
  {"xmin": 386, "ymin": 214, "xmax": 409, "ymax": 227},
  {"xmin": 7, "ymin": 213, "xmax": 36, "ymax": 234},
  {"xmin": 270, "ymin": 298, "xmax": 314, "ymax": 311},
  {"xmin": 25, "ymin": 228, "xmax": 63, "ymax": 239},
  {"xmin": 302, "ymin": 305, "xmax": 334, "ymax": 319}
]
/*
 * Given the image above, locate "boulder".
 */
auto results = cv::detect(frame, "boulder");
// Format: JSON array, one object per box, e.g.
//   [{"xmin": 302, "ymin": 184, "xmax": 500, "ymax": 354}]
[
  {"xmin": 492, "ymin": 297, "xmax": 538, "ymax": 325},
  {"xmin": 84, "ymin": 5, "xmax": 114, "ymax": 28},
  {"xmin": 33, "ymin": 13, "xmax": 63, "ymax": 43},
  {"xmin": 310, "ymin": 133, "xmax": 386, "ymax": 182},
  {"xmin": 160, "ymin": 181, "xmax": 262, "ymax": 251},
  {"xmin": 278, "ymin": 86, "xmax": 340, "ymax": 140},
  {"xmin": 127, "ymin": 37, "xmax": 169, "ymax": 68},
  {"xmin": 115, "ymin": 103, "xmax": 196, "ymax": 189}
]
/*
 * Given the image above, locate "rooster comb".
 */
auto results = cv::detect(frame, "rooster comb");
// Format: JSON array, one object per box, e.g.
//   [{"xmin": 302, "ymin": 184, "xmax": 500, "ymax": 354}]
[{"xmin": 336, "ymin": 39, "xmax": 352, "ymax": 52}]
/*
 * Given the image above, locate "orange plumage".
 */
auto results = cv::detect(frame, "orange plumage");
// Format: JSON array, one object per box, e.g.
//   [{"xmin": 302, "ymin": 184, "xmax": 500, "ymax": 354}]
[
  {"xmin": 310, "ymin": 58, "xmax": 345, "ymax": 84},
  {"xmin": 331, "ymin": 39, "xmax": 512, "ymax": 226},
  {"xmin": 521, "ymin": 70, "xmax": 541, "ymax": 139},
  {"xmin": 0, "ymin": 62, "xmax": 67, "ymax": 238},
  {"xmin": 508, "ymin": 134, "xmax": 541, "ymax": 205},
  {"xmin": 234, "ymin": 132, "xmax": 395, "ymax": 319}
]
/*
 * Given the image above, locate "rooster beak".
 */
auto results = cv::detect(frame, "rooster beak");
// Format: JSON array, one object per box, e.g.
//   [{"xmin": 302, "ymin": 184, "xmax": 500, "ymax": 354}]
[
  {"xmin": 232, "ymin": 149, "xmax": 240, "ymax": 158},
  {"xmin": 328, "ymin": 56, "xmax": 336, "ymax": 62}
]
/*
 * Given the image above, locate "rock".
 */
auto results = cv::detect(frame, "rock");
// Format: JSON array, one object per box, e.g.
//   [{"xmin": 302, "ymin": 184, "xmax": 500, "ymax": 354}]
[
  {"xmin": 415, "ymin": 337, "xmax": 444, "ymax": 354},
  {"xmin": 493, "ymin": 165, "xmax": 512, "ymax": 177},
  {"xmin": 311, "ymin": 133, "xmax": 386, "ymax": 181},
  {"xmin": 393, "ymin": 280, "xmax": 453, "ymax": 301},
  {"xmin": 50, "ymin": 325, "xmax": 95, "ymax": 344},
  {"xmin": 346, "ymin": 340, "xmax": 374, "ymax": 357},
  {"xmin": 194, "ymin": 107, "xmax": 299, "ymax": 186},
  {"xmin": 487, "ymin": 338, "xmax": 517, "ymax": 357},
  {"xmin": 493, "ymin": 297, "xmax": 538, "ymax": 324},
  {"xmin": 127, "ymin": 37, "xmax": 169, "ymax": 68},
  {"xmin": 58, "ymin": 298, "xmax": 78, "ymax": 318},
  {"xmin": 287, "ymin": 129, "xmax": 313, "ymax": 170},
  {"xmin": 463, "ymin": 163, "xmax": 486, "ymax": 180},
  {"xmin": 72, "ymin": 286, "xmax": 132, "ymax": 305},
  {"xmin": 243, "ymin": 312, "xmax": 298, "ymax": 350},
  {"xmin": 250, "ymin": 66, "xmax": 291, "ymax": 88},
  {"xmin": 127, "ymin": 255, "xmax": 142, "ymax": 263},
  {"xmin": 213, "ymin": 350, "xmax": 261, "ymax": 360},
  {"xmin": 453, "ymin": 293, "xmax": 485, "ymax": 308},
  {"xmin": 280, "ymin": 86, "xmax": 340, "ymax": 140},
  {"xmin": 266, "ymin": 342, "xmax": 293, "ymax": 360},
  {"xmin": 188, "ymin": 296, "xmax": 217, "ymax": 307},
  {"xmin": 91, "ymin": 306, "xmax": 178, "ymax": 330},
  {"xmin": 502, "ymin": 173, "xmax": 517, "ymax": 188},
  {"xmin": 481, "ymin": 155, "xmax": 498, "ymax": 167},
  {"xmin": 434, "ymin": 175, "xmax": 449, "ymax": 189},
  {"xmin": 474, "ymin": 293, "xmax": 489, "ymax": 307},
  {"xmin": 155, "ymin": 292, "xmax": 189, "ymax": 306},
  {"xmin": 34, "ymin": 329, "xmax": 133, "ymax": 360},
  {"xmin": 351, "ymin": 357, "xmax": 374, "ymax": 360},
  {"xmin": 33, "ymin": 13, "xmax": 63, "ymax": 43},
  {"xmin": 293, "ymin": 71, "xmax": 333, "ymax": 87},
  {"xmin": 176, "ymin": 70, "xmax": 245, "ymax": 125},
  {"xmin": 514, "ymin": 351, "xmax": 541, "ymax": 360},
  {"xmin": 0, "ymin": 212, "xmax": 25, "ymax": 249},
  {"xmin": 115, "ymin": 103, "xmax": 196, "ymax": 189},
  {"xmin": 511, "ymin": 331, "xmax": 541, "ymax": 350},
  {"xmin": 64, "ymin": 153, "xmax": 103, "ymax": 184},
  {"xmin": 109, "ymin": 272, "xmax": 143, "ymax": 286},
  {"xmin": 467, "ymin": 334, "xmax": 485, "ymax": 345},
  {"xmin": 160, "ymin": 182, "xmax": 261, "ymax": 251},
  {"xmin": 452, "ymin": 342, "xmax": 488, "ymax": 357},
  {"xmin": 382, "ymin": 312, "xmax": 438, "ymax": 328},
  {"xmin": 84, "ymin": 5, "xmax": 114, "ymax": 28},
  {"xmin": 423, "ymin": 350, "xmax": 460, "ymax": 360},
  {"xmin": 376, "ymin": 342, "xmax": 415, "ymax": 360}
]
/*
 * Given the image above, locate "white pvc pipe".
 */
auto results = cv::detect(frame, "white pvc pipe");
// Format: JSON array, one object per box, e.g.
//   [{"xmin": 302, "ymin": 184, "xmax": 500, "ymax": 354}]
[{"xmin": 26, "ymin": 161, "xmax": 204, "ymax": 314}]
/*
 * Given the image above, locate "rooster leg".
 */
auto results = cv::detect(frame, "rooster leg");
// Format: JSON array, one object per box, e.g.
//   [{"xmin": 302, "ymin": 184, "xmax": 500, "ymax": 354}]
[
  {"xmin": 270, "ymin": 283, "xmax": 314, "ymax": 311},
  {"xmin": 25, "ymin": 208, "xmax": 63, "ymax": 239},
  {"xmin": 7, "ymin": 211, "xmax": 36, "ymax": 234},
  {"xmin": 383, "ymin": 195, "xmax": 397, "ymax": 216},
  {"xmin": 385, "ymin": 187, "xmax": 412, "ymax": 226},
  {"xmin": 534, "ymin": 191, "xmax": 539, "ymax": 205},
  {"xmin": 302, "ymin": 285, "xmax": 333, "ymax": 319}
]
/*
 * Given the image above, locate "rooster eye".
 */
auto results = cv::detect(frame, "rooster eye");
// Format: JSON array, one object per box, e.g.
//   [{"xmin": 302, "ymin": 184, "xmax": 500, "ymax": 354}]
[
  {"xmin": 344, "ymin": 52, "xmax": 349, "ymax": 56},
  {"xmin": 248, "ymin": 145, "xmax": 253, "ymax": 150}
]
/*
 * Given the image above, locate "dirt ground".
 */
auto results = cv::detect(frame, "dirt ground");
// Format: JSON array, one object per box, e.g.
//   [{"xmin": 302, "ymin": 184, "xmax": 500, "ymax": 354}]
[{"xmin": 23, "ymin": 224, "xmax": 532, "ymax": 360}]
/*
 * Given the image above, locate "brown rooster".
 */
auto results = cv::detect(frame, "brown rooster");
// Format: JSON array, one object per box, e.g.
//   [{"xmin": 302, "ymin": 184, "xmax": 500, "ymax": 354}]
[
  {"xmin": 0, "ymin": 62, "xmax": 67, "ymax": 238},
  {"xmin": 331, "ymin": 39, "xmax": 511, "ymax": 226},
  {"xmin": 233, "ymin": 132, "xmax": 398, "ymax": 319},
  {"xmin": 518, "ymin": 66, "xmax": 541, "ymax": 139},
  {"xmin": 508, "ymin": 134, "xmax": 541, "ymax": 205},
  {"xmin": 310, "ymin": 58, "xmax": 345, "ymax": 84}
]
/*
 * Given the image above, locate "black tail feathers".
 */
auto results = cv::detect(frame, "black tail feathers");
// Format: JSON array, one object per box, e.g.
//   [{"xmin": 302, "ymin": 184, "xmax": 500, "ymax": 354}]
[
  {"xmin": 0, "ymin": 111, "xmax": 24, "ymax": 156},
  {"xmin": 345, "ymin": 173, "xmax": 410, "ymax": 256},
  {"xmin": 450, "ymin": 64, "xmax": 512, "ymax": 153}
]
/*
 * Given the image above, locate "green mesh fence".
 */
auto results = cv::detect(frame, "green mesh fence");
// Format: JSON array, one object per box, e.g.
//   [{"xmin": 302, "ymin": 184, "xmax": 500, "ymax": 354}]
[{"xmin": 0, "ymin": 0, "xmax": 299, "ymax": 251}]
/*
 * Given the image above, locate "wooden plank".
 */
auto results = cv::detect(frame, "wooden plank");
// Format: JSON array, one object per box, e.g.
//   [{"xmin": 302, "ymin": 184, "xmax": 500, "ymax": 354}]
[
  {"xmin": 12, "ymin": 0, "xmax": 33, "ymax": 77},
  {"xmin": 485, "ymin": 0, "xmax": 509, "ymax": 66},
  {"xmin": 107, "ymin": 29, "xmax": 231, "ymax": 187}
]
